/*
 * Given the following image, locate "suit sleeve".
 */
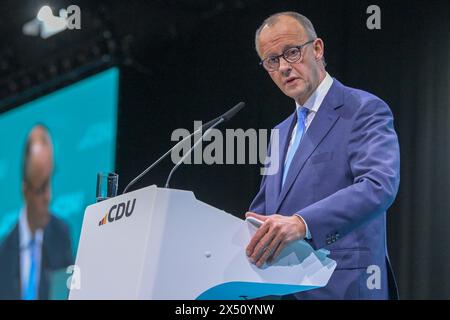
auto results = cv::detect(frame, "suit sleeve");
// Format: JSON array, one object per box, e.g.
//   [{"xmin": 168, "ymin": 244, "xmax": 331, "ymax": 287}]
[
  {"xmin": 248, "ymin": 130, "xmax": 278, "ymax": 214},
  {"xmin": 249, "ymin": 173, "xmax": 267, "ymax": 214},
  {"xmin": 59, "ymin": 221, "xmax": 74, "ymax": 266},
  {"xmin": 48, "ymin": 217, "xmax": 74, "ymax": 268},
  {"xmin": 299, "ymin": 98, "xmax": 400, "ymax": 250}
]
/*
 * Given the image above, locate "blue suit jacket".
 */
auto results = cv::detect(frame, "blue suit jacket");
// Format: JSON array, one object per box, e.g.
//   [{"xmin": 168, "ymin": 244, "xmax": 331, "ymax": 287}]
[
  {"xmin": 0, "ymin": 214, "xmax": 73, "ymax": 300},
  {"xmin": 250, "ymin": 79, "xmax": 400, "ymax": 299}
]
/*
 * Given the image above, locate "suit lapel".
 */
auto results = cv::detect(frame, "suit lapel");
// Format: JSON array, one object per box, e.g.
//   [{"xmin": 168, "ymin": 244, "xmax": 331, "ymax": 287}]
[
  {"xmin": 266, "ymin": 112, "xmax": 296, "ymax": 214},
  {"xmin": 275, "ymin": 79, "xmax": 344, "ymax": 213}
]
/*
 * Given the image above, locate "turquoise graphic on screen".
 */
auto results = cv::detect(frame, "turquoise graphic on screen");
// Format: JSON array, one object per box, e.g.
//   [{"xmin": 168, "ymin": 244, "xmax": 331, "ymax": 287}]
[{"xmin": 0, "ymin": 67, "xmax": 119, "ymax": 257}]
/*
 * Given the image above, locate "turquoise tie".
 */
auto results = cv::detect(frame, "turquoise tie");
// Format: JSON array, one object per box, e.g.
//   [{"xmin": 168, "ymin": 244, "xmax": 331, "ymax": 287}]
[
  {"xmin": 23, "ymin": 237, "xmax": 37, "ymax": 300},
  {"xmin": 282, "ymin": 107, "xmax": 309, "ymax": 186}
]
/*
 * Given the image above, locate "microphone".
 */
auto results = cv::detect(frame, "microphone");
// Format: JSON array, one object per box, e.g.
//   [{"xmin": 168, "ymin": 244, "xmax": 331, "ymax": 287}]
[
  {"xmin": 201, "ymin": 101, "xmax": 245, "ymax": 130},
  {"xmin": 122, "ymin": 101, "xmax": 246, "ymax": 194},
  {"xmin": 165, "ymin": 102, "xmax": 245, "ymax": 188}
]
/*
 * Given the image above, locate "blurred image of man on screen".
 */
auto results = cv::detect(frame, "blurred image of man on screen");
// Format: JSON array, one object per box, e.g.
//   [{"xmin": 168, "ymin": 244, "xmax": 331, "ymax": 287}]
[{"xmin": 0, "ymin": 124, "xmax": 73, "ymax": 300}]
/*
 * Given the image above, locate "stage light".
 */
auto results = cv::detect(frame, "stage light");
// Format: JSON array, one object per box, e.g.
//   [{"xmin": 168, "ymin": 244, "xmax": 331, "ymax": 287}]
[
  {"xmin": 23, "ymin": 5, "xmax": 68, "ymax": 39},
  {"xmin": 37, "ymin": 6, "xmax": 53, "ymax": 22},
  {"xmin": 37, "ymin": 5, "xmax": 67, "ymax": 38}
]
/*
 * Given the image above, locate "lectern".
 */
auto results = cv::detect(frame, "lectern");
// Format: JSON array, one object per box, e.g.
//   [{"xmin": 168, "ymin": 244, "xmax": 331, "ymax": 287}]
[{"xmin": 69, "ymin": 185, "xmax": 336, "ymax": 299}]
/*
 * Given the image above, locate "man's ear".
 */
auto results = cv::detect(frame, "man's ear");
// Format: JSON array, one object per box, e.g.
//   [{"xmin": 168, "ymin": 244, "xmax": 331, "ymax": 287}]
[
  {"xmin": 22, "ymin": 181, "xmax": 28, "ymax": 198},
  {"xmin": 314, "ymin": 38, "xmax": 324, "ymax": 61}
]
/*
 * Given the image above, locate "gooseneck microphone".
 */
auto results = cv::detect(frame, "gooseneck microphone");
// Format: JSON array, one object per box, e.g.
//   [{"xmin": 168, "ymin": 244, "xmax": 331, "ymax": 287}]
[
  {"xmin": 164, "ymin": 118, "xmax": 224, "ymax": 188},
  {"xmin": 122, "ymin": 101, "xmax": 245, "ymax": 194},
  {"xmin": 165, "ymin": 101, "xmax": 245, "ymax": 188}
]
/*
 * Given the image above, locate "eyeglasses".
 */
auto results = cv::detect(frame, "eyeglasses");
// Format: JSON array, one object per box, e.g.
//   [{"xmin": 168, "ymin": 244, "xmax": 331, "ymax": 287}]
[{"xmin": 259, "ymin": 39, "xmax": 315, "ymax": 72}]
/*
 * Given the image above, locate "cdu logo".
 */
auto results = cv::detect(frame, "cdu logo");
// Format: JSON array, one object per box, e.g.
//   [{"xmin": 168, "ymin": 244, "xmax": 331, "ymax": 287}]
[{"xmin": 98, "ymin": 199, "xmax": 136, "ymax": 226}]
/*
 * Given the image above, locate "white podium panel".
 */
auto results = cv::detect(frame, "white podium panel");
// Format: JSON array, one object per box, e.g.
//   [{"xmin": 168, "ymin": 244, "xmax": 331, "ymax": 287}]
[{"xmin": 69, "ymin": 185, "xmax": 335, "ymax": 300}]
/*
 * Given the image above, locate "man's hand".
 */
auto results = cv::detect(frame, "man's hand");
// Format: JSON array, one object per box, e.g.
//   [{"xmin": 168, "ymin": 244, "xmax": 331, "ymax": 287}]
[{"xmin": 245, "ymin": 211, "xmax": 306, "ymax": 267}]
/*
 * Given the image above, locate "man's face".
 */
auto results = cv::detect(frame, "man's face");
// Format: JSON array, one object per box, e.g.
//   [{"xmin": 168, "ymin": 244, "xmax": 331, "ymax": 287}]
[
  {"xmin": 257, "ymin": 16, "xmax": 324, "ymax": 104},
  {"xmin": 23, "ymin": 143, "xmax": 53, "ymax": 231}
]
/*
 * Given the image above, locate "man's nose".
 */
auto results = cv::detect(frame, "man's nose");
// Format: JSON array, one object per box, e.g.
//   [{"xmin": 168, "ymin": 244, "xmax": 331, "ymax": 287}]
[{"xmin": 278, "ymin": 57, "xmax": 292, "ymax": 76}]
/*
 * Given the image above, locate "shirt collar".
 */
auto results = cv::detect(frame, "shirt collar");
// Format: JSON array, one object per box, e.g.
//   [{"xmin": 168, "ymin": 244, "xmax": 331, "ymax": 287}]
[
  {"xmin": 19, "ymin": 207, "xmax": 44, "ymax": 250},
  {"xmin": 295, "ymin": 72, "xmax": 333, "ymax": 113}
]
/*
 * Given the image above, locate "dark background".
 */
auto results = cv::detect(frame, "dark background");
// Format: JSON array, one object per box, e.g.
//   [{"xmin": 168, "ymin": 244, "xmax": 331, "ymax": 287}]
[{"xmin": 1, "ymin": 0, "xmax": 449, "ymax": 299}]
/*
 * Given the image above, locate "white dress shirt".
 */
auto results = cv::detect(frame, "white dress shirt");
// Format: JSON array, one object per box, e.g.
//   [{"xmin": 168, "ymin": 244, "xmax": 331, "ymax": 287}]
[
  {"xmin": 285, "ymin": 73, "xmax": 334, "ymax": 239},
  {"xmin": 19, "ymin": 207, "xmax": 44, "ymax": 298}
]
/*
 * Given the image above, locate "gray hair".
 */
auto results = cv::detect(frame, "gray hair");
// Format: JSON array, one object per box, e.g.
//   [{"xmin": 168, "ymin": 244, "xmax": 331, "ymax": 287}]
[{"xmin": 255, "ymin": 11, "xmax": 326, "ymax": 66}]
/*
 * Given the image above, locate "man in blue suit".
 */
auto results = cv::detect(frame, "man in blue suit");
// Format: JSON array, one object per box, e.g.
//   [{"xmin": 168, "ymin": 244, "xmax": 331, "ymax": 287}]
[
  {"xmin": 0, "ymin": 125, "xmax": 72, "ymax": 299},
  {"xmin": 246, "ymin": 12, "xmax": 400, "ymax": 299}
]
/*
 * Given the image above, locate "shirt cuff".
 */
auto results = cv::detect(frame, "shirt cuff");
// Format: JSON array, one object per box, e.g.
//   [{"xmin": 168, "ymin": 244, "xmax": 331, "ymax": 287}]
[{"xmin": 294, "ymin": 214, "xmax": 311, "ymax": 239}]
